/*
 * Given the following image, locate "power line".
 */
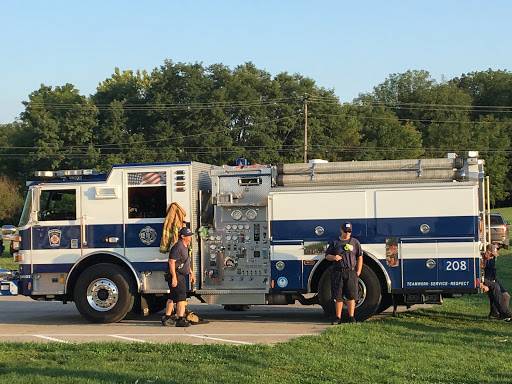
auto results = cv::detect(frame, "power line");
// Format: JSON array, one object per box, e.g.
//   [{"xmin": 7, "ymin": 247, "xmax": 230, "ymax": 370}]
[
  {"xmin": 312, "ymin": 113, "xmax": 510, "ymax": 125},
  {"xmin": 0, "ymin": 116, "xmax": 299, "ymax": 150},
  {"xmin": 0, "ymin": 146, "xmax": 510, "ymax": 160}
]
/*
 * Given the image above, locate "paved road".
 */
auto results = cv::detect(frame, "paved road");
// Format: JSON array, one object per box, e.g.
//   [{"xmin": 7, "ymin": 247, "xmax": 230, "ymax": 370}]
[
  {"xmin": 0, "ymin": 296, "xmax": 340, "ymax": 345},
  {"xmin": 0, "ymin": 296, "xmax": 408, "ymax": 345}
]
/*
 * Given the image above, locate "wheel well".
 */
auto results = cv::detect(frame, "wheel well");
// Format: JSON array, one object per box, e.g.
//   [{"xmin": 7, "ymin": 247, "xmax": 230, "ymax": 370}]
[
  {"xmin": 363, "ymin": 254, "xmax": 391, "ymax": 297},
  {"xmin": 65, "ymin": 253, "xmax": 140, "ymax": 301},
  {"xmin": 310, "ymin": 259, "xmax": 333, "ymax": 293}
]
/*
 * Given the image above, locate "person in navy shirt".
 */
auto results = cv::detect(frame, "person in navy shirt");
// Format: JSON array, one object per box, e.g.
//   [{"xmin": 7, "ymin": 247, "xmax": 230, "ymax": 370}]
[
  {"xmin": 162, "ymin": 227, "xmax": 196, "ymax": 327},
  {"xmin": 325, "ymin": 221, "xmax": 363, "ymax": 324},
  {"xmin": 482, "ymin": 243, "xmax": 511, "ymax": 321}
]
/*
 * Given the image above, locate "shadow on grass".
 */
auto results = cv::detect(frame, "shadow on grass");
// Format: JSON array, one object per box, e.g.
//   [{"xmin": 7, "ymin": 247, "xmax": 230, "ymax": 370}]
[
  {"xmin": 0, "ymin": 365, "xmax": 180, "ymax": 384},
  {"xmin": 381, "ymin": 308, "xmax": 512, "ymax": 344}
]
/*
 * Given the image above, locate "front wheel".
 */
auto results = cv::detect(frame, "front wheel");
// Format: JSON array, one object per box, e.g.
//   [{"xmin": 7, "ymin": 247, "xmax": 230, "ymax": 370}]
[
  {"xmin": 74, "ymin": 263, "xmax": 136, "ymax": 323},
  {"xmin": 318, "ymin": 264, "xmax": 382, "ymax": 322}
]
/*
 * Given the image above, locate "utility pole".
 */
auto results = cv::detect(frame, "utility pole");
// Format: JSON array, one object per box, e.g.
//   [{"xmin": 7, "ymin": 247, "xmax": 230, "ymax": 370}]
[{"xmin": 303, "ymin": 96, "xmax": 308, "ymax": 163}]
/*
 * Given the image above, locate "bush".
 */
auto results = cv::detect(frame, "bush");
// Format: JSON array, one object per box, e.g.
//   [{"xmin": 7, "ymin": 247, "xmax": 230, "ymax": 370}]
[{"xmin": 0, "ymin": 176, "xmax": 24, "ymax": 225}]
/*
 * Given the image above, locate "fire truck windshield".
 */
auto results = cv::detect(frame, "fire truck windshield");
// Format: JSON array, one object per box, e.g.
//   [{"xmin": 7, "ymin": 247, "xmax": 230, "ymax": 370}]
[{"xmin": 19, "ymin": 189, "xmax": 32, "ymax": 227}]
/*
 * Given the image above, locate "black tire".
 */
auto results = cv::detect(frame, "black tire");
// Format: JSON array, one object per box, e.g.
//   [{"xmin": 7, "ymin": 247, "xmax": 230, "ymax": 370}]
[
  {"xmin": 147, "ymin": 295, "xmax": 168, "ymax": 313},
  {"xmin": 318, "ymin": 264, "xmax": 382, "ymax": 321},
  {"xmin": 223, "ymin": 304, "xmax": 251, "ymax": 311},
  {"xmin": 377, "ymin": 292, "xmax": 393, "ymax": 314},
  {"xmin": 318, "ymin": 266, "xmax": 335, "ymax": 318},
  {"xmin": 74, "ymin": 263, "xmax": 136, "ymax": 323}
]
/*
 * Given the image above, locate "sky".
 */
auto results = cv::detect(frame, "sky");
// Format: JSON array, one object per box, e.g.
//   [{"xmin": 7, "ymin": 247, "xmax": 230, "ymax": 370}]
[{"xmin": 1, "ymin": 0, "xmax": 511, "ymax": 124}]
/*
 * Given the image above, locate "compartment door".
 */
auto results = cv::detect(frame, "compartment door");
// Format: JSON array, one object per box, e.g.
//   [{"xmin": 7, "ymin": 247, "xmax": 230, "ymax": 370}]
[{"xmin": 400, "ymin": 239, "xmax": 438, "ymax": 289}]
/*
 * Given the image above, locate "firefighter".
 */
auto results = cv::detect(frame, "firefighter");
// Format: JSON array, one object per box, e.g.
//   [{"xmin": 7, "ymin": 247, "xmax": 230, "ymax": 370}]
[
  {"xmin": 162, "ymin": 227, "xmax": 196, "ymax": 327},
  {"xmin": 325, "ymin": 221, "xmax": 363, "ymax": 324},
  {"xmin": 482, "ymin": 243, "xmax": 511, "ymax": 321}
]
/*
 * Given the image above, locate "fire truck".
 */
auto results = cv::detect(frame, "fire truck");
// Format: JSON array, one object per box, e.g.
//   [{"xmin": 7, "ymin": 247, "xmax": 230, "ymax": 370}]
[{"xmin": 0, "ymin": 153, "xmax": 489, "ymax": 323}]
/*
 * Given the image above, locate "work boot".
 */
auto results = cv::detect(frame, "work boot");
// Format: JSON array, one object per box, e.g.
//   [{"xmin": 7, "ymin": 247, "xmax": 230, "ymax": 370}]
[
  {"xmin": 488, "ymin": 311, "xmax": 500, "ymax": 320},
  {"xmin": 175, "ymin": 317, "xmax": 191, "ymax": 327},
  {"xmin": 161, "ymin": 315, "xmax": 175, "ymax": 326},
  {"xmin": 504, "ymin": 292, "xmax": 511, "ymax": 309},
  {"xmin": 348, "ymin": 316, "xmax": 357, "ymax": 324},
  {"xmin": 331, "ymin": 317, "xmax": 342, "ymax": 325}
]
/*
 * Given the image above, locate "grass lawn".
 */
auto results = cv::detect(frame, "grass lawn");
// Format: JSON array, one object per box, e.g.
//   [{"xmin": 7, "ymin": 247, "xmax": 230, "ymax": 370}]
[
  {"xmin": 0, "ymin": 254, "xmax": 511, "ymax": 383},
  {"xmin": 491, "ymin": 207, "xmax": 512, "ymax": 224},
  {"xmin": 0, "ymin": 240, "xmax": 17, "ymax": 270}
]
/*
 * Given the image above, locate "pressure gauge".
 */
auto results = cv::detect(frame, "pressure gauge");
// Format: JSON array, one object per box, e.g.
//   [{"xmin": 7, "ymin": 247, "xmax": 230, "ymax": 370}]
[
  {"xmin": 226, "ymin": 235, "xmax": 232, "ymax": 241},
  {"xmin": 216, "ymin": 235, "xmax": 222, "ymax": 241},
  {"xmin": 226, "ymin": 225, "xmax": 232, "ymax": 230},
  {"xmin": 232, "ymin": 224, "xmax": 238, "ymax": 230},
  {"xmin": 224, "ymin": 257, "xmax": 237, "ymax": 269},
  {"xmin": 244, "ymin": 224, "xmax": 250, "ymax": 230},
  {"xmin": 231, "ymin": 210, "xmax": 243, "ymax": 220},
  {"xmin": 246, "ymin": 209, "xmax": 257, "ymax": 220},
  {"xmin": 232, "ymin": 235, "xmax": 238, "ymax": 241},
  {"xmin": 209, "ymin": 235, "xmax": 215, "ymax": 241},
  {"xmin": 209, "ymin": 244, "xmax": 216, "ymax": 250}
]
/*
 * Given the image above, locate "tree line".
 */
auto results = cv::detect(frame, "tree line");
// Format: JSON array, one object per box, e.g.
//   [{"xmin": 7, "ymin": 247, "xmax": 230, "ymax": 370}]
[{"xmin": 1, "ymin": 61, "xmax": 512, "ymax": 223}]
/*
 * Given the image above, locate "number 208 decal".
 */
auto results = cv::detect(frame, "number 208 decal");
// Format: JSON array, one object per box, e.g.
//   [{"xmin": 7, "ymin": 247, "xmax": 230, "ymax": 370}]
[{"xmin": 444, "ymin": 259, "xmax": 468, "ymax": 271}]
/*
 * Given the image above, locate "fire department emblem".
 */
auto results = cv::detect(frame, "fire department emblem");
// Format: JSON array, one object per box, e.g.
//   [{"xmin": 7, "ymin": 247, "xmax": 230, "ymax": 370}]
[
  {"xmin": 48, "ymin": 229, "xmax": 62, "ymax": 247},
  {"xmin": 139, "ymin": 226, "xmax": 157, "ymax": 245}
]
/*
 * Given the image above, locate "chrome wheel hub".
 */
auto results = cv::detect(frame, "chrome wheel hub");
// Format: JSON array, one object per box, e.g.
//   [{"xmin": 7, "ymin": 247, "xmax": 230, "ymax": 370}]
[{"xmin": 86, "ymin": 279, "xmax": 119, "ymax": 311}]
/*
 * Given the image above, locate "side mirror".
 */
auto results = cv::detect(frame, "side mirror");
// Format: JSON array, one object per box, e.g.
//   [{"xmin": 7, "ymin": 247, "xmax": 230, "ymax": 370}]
[{"xmin": 1, "ymin": 225, "xmax": 16, "ymax": 236}]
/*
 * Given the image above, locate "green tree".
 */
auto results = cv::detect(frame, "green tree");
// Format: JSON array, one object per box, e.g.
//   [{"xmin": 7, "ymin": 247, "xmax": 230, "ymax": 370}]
[
  {"xmin": 453, "ymin": 69, "xmax": 512, "ymax": 120},
  {"xmin": 420, "ymin": 82, "xmax": 474, "ymax": 154},
  {"xmin": 347, "ymin": 103, "xmax": 423, "ymax": 160},
  {"xmin": 471, "ymin": 116, "xmax": 512, "ymax": 205},
  {"xmin": 93, "ymin": 67, "xmax": 151, "ymax": 134},
  {"xmin": 21, "ymin": 84, "xmax": 99, "ymax": 171},
  {"xmin": 361, "ymin": 70, "xmax": 436, "ymax": 121},
  {"xmin": 0, "ymin": 122, "xmax": 25, "ymax": 179},
  {"xmin": 0, "ymin": 176, "xmax": 24, "ymax": 224},
  {"xmin": 144, "ymin": 60, "xmax": 233, "ymax": 164}
]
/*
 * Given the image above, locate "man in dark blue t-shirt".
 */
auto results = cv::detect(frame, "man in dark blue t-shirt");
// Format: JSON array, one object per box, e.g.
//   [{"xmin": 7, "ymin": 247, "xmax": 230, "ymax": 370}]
[
  {"xmin": 483, "ymin": 243, "xmax": 511, "ymax": 321},
  {"xmin": 162, "ymin": 227, "xmax": 195, "ymax": 327},
  {"xmin": 325, "ymin": 221, "xmax": 363, "ymax": 324}
]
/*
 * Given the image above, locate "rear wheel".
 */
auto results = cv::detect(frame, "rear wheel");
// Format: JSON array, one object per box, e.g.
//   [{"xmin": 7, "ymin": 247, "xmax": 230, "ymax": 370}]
[
  {"xmin": 74, "ymin": 263, "xmax": 136, "ymax": 323},
  {"xmin": 147, "ymin": 295, "xmax": 168, "ymax": 313},
  {"xmin": 223, "ymin": 305, "xmax": 251, "ymax": 311},
  {"xmin": 318, "ymin": 264, "xmax": 382, "ymax": 321}
]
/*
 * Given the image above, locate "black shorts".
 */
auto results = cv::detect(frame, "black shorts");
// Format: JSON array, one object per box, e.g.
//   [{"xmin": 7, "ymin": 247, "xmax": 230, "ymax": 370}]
[
  {"xmin": 168, "ymin": 273, "xmax": 187, "ymax": 302},
  {"xmin": 331, "ymin": 269, "xmax": 358, "ymax": 301}
]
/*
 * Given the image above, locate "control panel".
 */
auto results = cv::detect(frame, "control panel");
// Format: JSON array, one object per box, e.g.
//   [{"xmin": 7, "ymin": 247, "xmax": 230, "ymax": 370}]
[
  {"xmin": 202, "ymin": 165, "xmax": 272, "ymax": 290},
  {"xmin": 202, "ymin": 212, "xmax": 269, "ymax": 290}
]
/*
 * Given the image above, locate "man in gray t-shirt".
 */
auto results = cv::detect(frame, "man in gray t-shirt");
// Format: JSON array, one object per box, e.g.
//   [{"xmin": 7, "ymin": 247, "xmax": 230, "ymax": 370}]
[
  {"xmin": 325, "ymin": 221, "xmax": 363, "ymax": 324},
  {"xmin": 162, "ymin": 227, "xmax": 195, "ymax": 327}
]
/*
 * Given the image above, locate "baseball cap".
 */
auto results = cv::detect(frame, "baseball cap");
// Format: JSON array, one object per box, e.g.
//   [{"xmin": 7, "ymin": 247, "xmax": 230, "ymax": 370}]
[
  {"xmin": 341, "ymin": 222, "xmax": 352, "ymax": 232},
  {"xmin": 486, "ymin": 243, "xmax": 498, "ymax": 256},
  {"xmin": 179, "ymin": 227, "xmax": 194, "ymax": 237}
]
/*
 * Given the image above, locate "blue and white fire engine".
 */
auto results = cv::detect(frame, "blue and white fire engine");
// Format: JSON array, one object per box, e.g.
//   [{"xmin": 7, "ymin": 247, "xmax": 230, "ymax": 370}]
[{"xmin": 0, "ymin": 152, "xmax": 489, "ymax": 323}]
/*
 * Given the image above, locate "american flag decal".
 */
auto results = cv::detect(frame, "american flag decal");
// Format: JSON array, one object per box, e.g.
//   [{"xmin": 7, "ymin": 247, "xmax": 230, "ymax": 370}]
[{"xmin": 128, "ymin": 172, "xmax": 166, "ymax": 185}]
